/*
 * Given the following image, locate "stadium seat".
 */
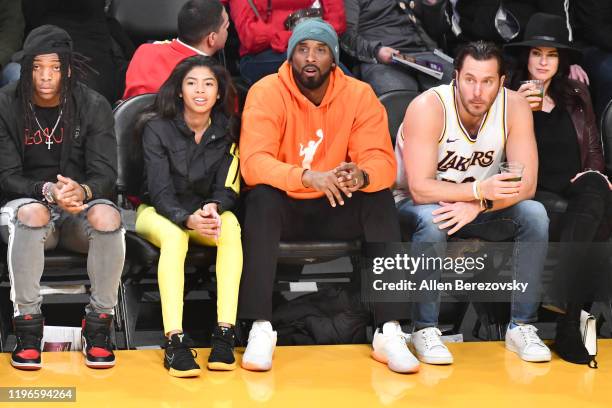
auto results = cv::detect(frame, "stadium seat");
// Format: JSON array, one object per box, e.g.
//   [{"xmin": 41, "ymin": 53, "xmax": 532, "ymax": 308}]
[
  {"xmin": 108, "ymin": 0, "xmax": 188, "ymax": 44},
  {"xmin": 378, "ymin": 90, "xmax": 419, "ymax": 146}
]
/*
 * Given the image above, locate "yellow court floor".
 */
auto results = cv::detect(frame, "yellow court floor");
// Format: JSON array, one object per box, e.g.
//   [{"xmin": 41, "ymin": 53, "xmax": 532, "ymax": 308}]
[{"xmin": 1, "ymin": 341, "xmax": 611, "ymax": 408}]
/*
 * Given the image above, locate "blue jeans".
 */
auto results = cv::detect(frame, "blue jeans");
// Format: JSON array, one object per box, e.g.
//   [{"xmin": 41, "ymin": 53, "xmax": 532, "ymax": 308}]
[
  {"xmin": 1, "ymin": 62, "xmax": 21, "ymax": 87},
  {"xmin": 397, "ymin": 199, "xmax": 549, "ymax": 329},
  {"xmin": 239, "ymin": 49, "xmax": 352, "ymax": 85}
]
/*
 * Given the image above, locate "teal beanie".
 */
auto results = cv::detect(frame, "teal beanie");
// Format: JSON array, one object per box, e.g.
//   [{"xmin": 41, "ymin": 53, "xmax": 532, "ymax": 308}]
[{"xmin": 287, "ymin": 18, "xmax": 340, "ymax": 65}]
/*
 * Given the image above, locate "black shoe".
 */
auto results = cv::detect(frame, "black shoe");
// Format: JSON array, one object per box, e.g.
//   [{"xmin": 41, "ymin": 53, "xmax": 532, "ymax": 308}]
[
  {"xmin": 554, "ymin": 308, "xmax": 590, "ymax": 365},
  {"xmin": 208, "ymin": 325, "xmax": 236, "ymax": 371},
  {"xmin": 12, "ymin": 314, "xmax": 44, "ymax": 370},
  {"xmin": 82, "ymin": 312, "xmax": 116, "ymax": 369},
  {"xmin": 164, "ymin": 333, "xmax": 201, "ymax": 377}
]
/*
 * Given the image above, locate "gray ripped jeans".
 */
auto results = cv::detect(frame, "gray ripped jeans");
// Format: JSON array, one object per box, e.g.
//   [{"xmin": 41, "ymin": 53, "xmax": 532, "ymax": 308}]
[{"xmin": 0, "ymin": 198, "xmax": 125, "ymax": 316}]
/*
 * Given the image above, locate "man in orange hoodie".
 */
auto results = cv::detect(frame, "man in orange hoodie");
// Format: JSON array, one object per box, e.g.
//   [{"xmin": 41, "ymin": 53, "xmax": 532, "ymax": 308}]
[{"xmin": 239, "ymin": 19, "xmax": 419, "ymax": 374}]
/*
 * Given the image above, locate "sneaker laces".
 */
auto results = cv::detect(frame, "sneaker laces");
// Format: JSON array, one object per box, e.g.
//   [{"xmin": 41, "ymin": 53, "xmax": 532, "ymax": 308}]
[
  {"xmin": 211, "ymin": 327, "xmax": 234, "ymax": 356},
  {"xmin": 167, "ymin": 335, "xmax": 198, "ymax": 363},
  {"xmin": 420, "ymin": 328, "xmax": 445, "ymax": 350},
  {"xmin": 517, "ymin": 325, "xmax": 545, "ymax": 347},
  {"xmin": 384, "ymin": 325, "xmax": 409, "ymax": 345}
]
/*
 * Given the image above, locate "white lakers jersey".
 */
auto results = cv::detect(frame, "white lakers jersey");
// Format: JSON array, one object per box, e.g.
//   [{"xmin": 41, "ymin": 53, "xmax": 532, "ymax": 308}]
[{"xmin": 394, "ymin": 82, "xmax": 508, "ymax": 203}]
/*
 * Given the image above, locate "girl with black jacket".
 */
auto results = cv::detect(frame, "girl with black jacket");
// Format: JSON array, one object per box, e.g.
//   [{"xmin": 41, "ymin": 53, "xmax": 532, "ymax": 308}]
[
  {"xmin": 507, "ymin": 13, "xmax": 611, "ymax": 367},
  {"xmin": 135, "ymin": 56, "xmax": 242, "ymax": 377}
]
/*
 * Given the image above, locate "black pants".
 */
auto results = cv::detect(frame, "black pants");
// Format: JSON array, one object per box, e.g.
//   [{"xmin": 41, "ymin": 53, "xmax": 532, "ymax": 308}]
[
  {"xmin": 543, "ymin": 172, "xmax": 612, "ymax": 302},
  {"xmin": 558, "ymin": 172, "xmax": 611, "ymax": 242},
  {"xmin": 238, "ymin": 185, "xmax": 402, "ymax": 324}
]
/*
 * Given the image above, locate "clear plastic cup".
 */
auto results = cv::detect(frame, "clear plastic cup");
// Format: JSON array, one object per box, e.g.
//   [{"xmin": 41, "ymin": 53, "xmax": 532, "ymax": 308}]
[
  {"xmin": 499, "ymin": 161, "xmax": 524, "ymax": 182},
  {"xmin": 520, "ymin": 79, "xmax": 544, "ymax": 111}
]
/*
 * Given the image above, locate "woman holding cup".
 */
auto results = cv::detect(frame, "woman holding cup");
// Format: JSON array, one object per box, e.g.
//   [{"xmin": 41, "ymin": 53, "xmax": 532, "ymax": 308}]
[{"xmin": 507, "ymin": 13, "xmax": 611, "ymax": 366}]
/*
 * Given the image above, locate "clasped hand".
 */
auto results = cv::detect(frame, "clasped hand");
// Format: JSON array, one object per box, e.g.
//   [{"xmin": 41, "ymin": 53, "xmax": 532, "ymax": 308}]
[{"xmin": 301, "ymin": 162, "xmax": 365, "ymax": 207}]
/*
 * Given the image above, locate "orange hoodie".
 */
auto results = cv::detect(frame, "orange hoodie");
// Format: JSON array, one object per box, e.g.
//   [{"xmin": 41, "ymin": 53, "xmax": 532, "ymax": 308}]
[{"xmin": 240, "ymin": 62, "xmax": 396, "ymax": 199}]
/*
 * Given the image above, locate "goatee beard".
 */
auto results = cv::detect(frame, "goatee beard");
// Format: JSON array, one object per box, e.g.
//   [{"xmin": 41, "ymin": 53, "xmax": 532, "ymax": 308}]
[{"xmin": 292, "ymin": 65, "xmax": 332, "ymax": 90}]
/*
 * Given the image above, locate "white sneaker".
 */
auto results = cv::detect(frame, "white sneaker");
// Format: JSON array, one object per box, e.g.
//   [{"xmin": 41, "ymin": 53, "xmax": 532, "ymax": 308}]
[
  {"xmin": 410, "ymin": 327, "xmax": 453, "ymax": 365},
  {"xmin": 371, "ymin": 321, "xmax": 420, "ymax": 373},
  {"xmin": 505, "ymin": 324, "xmax": 551, "ymax": 362},
  {"xmin": 241, "ymin": 321, "xmax": 277, "ymax": 371}
]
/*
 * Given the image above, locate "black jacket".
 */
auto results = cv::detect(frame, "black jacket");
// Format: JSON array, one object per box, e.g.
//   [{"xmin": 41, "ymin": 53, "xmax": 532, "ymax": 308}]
[
  {"xmin": 341, "ymin": 0, "xmax": 446, "ymax": 63},
  {"xmin": 140, "ymin": 111, "xmax": 240, "ymax": 227},
  {"xmin": 457, "ymin": 0, "xmax": 569, "ymax": 43},
  {"xmin": 0, "ymin": 81, "xmax": 117, "ymax": 206},
  {"xmin": 573, "ymin": 0, "xmax": 612, "ymax": 51}
]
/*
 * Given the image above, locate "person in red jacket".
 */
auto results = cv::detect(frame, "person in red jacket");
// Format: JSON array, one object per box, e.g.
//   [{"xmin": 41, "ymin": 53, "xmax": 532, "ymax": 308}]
[
  {"xmin": 123, "ymin": 0, "xmax": 229, "ymax": 99},
  {"xmin": 230, "ymin": 0, "xmax": 346, "ymax": 84}
]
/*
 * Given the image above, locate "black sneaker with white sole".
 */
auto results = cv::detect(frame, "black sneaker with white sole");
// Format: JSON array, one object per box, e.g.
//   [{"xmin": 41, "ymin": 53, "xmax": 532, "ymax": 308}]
[
  {"xmin": 164, "ymin": 333, "xmax": 201, "ymax": 378},
  {"xmin": 11, "ymin": 314, "xmax": 44, "ymax": 370},
  {"xmin": 81, "ymin": 312, "xmax": 116, "ymax": 368}
]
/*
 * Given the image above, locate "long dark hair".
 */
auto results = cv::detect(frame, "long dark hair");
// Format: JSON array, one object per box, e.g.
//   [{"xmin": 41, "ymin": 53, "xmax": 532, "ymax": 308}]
[
  {"xmin": 136, "ymin": 55, "xmax": 239, "ymax": 142},
  {"xmin": 19, "ymin": 52, "xmax": 77, "ymax": 136},
  {"xmin": 19, "ymin": 51, "xmax": 96, "ymax": 140},
  {"xmin": 508, "ymin": 47, "xmax": 581, "ymax": 110}
]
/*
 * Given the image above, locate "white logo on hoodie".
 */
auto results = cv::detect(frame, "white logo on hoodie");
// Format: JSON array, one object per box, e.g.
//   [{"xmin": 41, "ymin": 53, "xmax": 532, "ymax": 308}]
[{"xmin": 299, "ymin": 129, "xmax": 324, "ymax": 169}]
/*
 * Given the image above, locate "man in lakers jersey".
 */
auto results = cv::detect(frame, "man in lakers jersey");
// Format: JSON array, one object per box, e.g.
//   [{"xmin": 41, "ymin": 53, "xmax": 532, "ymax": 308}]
[{"xmin": 394, "ymin": 42, "xmax": 551, "ymax": 365}]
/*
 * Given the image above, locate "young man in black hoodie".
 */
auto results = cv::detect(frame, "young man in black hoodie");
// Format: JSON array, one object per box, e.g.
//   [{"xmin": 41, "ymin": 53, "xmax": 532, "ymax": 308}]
[{"xmin": 0, "ymin": 25, "xmax": 125, "ymax": 370}]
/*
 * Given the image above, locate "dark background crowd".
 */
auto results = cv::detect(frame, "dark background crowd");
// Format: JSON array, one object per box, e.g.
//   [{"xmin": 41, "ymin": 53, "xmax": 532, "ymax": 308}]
[{"xmin": 1, "ymin": 0, "xmax": 611, "ymax": 120}]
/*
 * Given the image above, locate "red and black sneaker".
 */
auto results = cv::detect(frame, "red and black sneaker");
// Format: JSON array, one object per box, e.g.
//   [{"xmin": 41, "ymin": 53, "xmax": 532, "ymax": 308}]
[
  {"xmin": 11, "ymin": 314, "xmax": 44, "ymax": 370},
  {"xmin": 81, "ymin": 312, "xmax": 115, "ymax": 369}
]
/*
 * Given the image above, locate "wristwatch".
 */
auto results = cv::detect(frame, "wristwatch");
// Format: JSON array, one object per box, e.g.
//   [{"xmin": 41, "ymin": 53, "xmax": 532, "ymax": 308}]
[{"xmin": 360, "ymin": 170, "xmax": 370, "ymax": 190}]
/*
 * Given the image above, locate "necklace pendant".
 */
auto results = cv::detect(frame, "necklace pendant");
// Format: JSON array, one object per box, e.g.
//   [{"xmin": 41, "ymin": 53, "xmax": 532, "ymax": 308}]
[{"xmin": 46, "ymin": 137, "xmax": 53, "ymax": 150}]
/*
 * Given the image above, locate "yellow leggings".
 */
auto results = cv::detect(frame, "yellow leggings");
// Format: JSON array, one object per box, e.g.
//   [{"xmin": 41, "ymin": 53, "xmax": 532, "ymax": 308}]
[{"xmin": 135, "ymin": 205, "xmax": 242, "ymax": 334}]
